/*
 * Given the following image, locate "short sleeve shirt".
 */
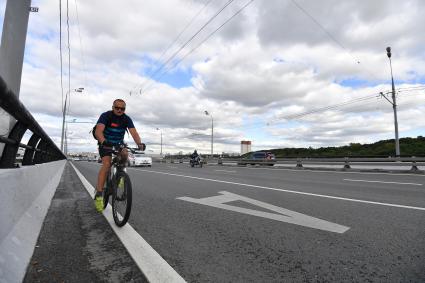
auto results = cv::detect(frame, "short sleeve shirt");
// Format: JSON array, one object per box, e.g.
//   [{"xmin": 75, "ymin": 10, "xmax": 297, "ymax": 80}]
[{"xmin": 97, "ymin": 111, "xmax": 135, "ymax": 145}]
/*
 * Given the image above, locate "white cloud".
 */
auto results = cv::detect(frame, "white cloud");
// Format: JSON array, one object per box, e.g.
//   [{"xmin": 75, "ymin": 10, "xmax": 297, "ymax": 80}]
[{"xmin": 2, "ymin": 0, "xmax": 423, "ymax": 155}]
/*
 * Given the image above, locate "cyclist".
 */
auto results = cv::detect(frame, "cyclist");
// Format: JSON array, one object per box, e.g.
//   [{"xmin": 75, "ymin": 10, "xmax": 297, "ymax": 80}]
[{"xmin": 94, "ymin": 99, "xmax": 145, "ymax": 212}]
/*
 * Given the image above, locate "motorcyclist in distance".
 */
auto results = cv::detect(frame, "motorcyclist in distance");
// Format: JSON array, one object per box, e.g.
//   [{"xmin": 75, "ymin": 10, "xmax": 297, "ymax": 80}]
[{"xmin": 191, "ymin": 149, "xmax": 199, "ymax": 160}]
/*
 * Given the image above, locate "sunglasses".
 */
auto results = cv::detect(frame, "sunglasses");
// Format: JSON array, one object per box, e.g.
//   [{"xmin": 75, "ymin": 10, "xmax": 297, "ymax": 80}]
[{"xmin": 114, "ymin": 106, "xmax": 126, "ymax": 111}]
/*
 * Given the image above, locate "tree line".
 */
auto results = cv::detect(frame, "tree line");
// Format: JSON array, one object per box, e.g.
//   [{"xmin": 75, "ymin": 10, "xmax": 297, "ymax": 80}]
[{"xmin": 265, "ymin": 136, "xmax": 425, "ymax": 158}]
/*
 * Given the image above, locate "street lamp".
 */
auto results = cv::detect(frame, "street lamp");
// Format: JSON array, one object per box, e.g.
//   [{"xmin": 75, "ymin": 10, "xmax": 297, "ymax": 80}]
[
  {"xmin": 204, "ymin": 110, "xmax": 213, "ymax": 157},
  {"xmin": 156, "ymin": 127, "xmax": 163, "ymax": 157},
  {"xmin": 386, "ymin": 47, "xmax": 400, "ymax": 157},
  {"xmin": 61, "ymin": 87, "xmax": 84, "ymax": 152}
]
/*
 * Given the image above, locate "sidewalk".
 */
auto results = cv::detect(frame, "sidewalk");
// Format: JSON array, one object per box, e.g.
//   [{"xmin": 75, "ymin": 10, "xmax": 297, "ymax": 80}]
[{"xmin": 23, "ymin": 163, "xmax": 147, "ymax": 283}]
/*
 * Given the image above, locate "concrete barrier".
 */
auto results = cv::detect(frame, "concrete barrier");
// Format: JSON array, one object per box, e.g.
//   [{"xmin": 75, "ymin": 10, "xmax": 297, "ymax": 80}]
[{"xmin": 0, "ymin": 160, "xmax": 66, "ymax": 283}]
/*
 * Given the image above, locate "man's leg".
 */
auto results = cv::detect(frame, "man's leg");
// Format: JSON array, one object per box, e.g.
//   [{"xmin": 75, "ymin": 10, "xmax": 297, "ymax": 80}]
[{"xmin": 96, "ymin": 156, "xmax": 112, "ymax": 192}]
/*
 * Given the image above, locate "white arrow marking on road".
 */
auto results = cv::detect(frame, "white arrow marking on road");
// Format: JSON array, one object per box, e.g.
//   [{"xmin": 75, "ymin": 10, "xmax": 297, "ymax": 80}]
[{"xmin": 177, "ymin": 191, "xmax": 350, "ymax": 234}]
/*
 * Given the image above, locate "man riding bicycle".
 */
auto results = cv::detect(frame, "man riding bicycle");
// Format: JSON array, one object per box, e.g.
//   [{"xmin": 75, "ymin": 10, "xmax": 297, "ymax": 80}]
[{"xmin": 94, "ymin": 99, "xmax": 145, "ymax": 212}]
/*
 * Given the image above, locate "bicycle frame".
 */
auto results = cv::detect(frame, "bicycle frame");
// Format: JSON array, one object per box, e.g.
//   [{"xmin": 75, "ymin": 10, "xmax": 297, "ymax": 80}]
[{"xmin": 102, "ymin": 144, "xmax": 137, "ymax": 226}]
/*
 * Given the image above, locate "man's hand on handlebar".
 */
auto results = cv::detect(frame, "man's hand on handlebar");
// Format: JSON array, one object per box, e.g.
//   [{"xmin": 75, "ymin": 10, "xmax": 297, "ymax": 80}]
[{"xmin": 137, "ymin": 143, "xmax": 146, "ymax": 151}]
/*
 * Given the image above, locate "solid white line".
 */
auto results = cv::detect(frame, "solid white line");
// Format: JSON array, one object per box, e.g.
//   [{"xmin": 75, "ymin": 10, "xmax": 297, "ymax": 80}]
[
  {"xmin": 215, "ymin": 169, "xmax": 237, "ymax": 173},
  {"xmin": 234, "ymin": 165, "xmax": 425, "ymax": 177},
  {"xmin": 137, "ymin": 168, "xmax": 425, "ymax": 211},
  {"xmin": 70, "ymin": 163, "xmax": 186, "ymax": 283},
  {"xmin": 344, "ymin": 178, "xmax": 423, "ymax": 186}
]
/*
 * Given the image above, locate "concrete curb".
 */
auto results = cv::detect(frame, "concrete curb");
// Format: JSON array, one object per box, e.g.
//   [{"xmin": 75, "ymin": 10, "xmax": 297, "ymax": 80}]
[{"xmin": 0, "ymin": 160, "xmax": 66, "ymax": 283}]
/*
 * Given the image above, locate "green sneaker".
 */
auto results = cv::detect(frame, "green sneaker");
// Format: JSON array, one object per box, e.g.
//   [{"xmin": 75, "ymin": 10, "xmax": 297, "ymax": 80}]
[
  {"xmin": 94, "ymin": 195, "xmax": 104, "ymax": 212},
  {"xmin": 118, "ymin": 177, "xmax": 124, "ymax": 189}
]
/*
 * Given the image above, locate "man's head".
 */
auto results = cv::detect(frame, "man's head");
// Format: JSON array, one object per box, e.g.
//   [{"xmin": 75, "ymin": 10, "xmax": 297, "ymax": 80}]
[
  {"xmin": 112, "ymin": 99, "xmax": 126, "ymax": 116},
  {"xmin": 194, "ymin": 150, "xmax": 197, "ymax": 154}
]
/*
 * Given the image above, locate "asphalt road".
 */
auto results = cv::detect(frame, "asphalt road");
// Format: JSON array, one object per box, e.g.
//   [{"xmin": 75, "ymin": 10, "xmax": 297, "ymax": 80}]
[{"xmin": 73, "ymin": 161, "xmax": 425, "ymax": 282}]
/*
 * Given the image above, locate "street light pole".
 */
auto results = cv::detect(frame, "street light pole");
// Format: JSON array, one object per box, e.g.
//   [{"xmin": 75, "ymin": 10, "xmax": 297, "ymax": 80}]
[
  {"xmin": 156, "ymin": 128, "xmax": 163, "ymax": 156},
  {"xmin": 386, "ymin": 47, "xmax": 400, "ymax": 157},
  {"xmin": 204, "ymin": 111, "xmax": 213, "ymax": 157},
  {"xmin": 60, "ymin": 87, "xmax": 84, "ymax": 152}
]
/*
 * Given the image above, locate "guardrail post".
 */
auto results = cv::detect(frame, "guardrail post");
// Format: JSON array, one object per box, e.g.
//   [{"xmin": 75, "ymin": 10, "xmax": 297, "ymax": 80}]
[
  {"xmin": 22, "ymin": 134, "xmax": 40, "ymax": 165},
  {"xmin": 33, "ymin": 140, "xmax": 46, "ymax": 164},
  {"xmin": 0, "ymin": 121, "xmax": 27, "ymax": 168},
  {"xmin": 410, "ymin": 157, "xmax": 419, "ymax": 171},
  {"xmin": 343, "ymin": 157, "xmax": 351, "ymax": 169},
  {"xmin": 296, "ymin": 158, "xmax": 303, "ymax": 168}
]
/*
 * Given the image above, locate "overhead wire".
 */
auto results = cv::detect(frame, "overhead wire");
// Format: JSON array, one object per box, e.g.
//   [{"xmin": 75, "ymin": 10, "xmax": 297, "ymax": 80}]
[
  {"xmin": 74, "ymin": 0, "xmax": 88, "ymax": 88},
  {"xmin": 135, "ymin": 0, "xmax": 236, "ymax": 95},
  {"xmin": 290, "ymin": 0, "xmax": 381, "ymax": 82},
  {"xmin": 129, "ymin": 0, "xmax": 213, "ymax": 95},
  {"xmin": 141, "ymin": 0, "xmax": 255, "ymax": 94},
  {"xmin": 59, "ymin": 0, "xmax": 64, "ymax": 113},
  {"xmin": 66, "ymin": 0, "xmax": 72, "ymax": 115}
]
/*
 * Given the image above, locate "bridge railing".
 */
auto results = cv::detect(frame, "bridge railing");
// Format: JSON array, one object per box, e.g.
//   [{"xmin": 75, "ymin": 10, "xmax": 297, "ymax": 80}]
[
  {"xmin": 159, "ymin": 156, "xmax": 425, "ymax": 172},
  {"xmin": 0, "ymin": 76, "xmax": 65, "ymax": 168},
  {"xmin": 219, "ymin": 157, "xmax": 425, "ymax": 171}
]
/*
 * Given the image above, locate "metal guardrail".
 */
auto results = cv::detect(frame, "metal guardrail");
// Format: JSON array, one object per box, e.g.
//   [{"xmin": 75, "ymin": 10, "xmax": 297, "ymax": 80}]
[
  {"xmin": 159, "ymin": 156, "xmax": 425, "ymax": 172},
  {"xmin": 0, "ymin": 76, "xmax": 66, "ymax": 168}
]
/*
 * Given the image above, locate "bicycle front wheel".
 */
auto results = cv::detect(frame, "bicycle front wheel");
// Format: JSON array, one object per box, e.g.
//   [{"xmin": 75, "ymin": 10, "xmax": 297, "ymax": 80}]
[{"xmin": 112, "ymin": 171, "xmax": 132, "ymax": 227}]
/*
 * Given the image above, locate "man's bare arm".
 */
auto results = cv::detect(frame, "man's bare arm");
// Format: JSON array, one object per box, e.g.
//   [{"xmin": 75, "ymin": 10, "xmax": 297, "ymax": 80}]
[
  {"xmin": 95, "ymin": 123, "xmax": 106, "ymax": 144},
  {"xmin": 129, "ymin": 128, "xmax": 142, "ymax": 145}
]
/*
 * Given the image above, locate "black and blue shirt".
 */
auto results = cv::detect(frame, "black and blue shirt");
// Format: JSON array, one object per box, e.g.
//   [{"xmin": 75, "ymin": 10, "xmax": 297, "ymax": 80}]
[{"xmin": 97, "ymin": 111, "xmax": 135, "ymax": 145}]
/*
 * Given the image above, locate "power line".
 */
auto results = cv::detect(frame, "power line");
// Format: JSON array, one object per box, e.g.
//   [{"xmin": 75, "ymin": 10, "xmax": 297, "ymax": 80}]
[
  {"xmin": 66, "ymin": 0, "xmax": 71, "ymax": 114},
  {"xmin": 135, "ymin": 0, "xmax": 236, "ymax": 94},
  {"xmin": 268, "ymin": 88, "xmax": 424, "ymax": 124},
  {"xmin": 130, "ymin": 0, "xmax": 212, "ymax": 95},
  {"xmin": 277, "ymin": 95, "xmax": 380, "ymax": 121},
  {"xmin": 201, "ymin": 87, "xmax": 424, "ymax": 133},
  {"xmin": 141, "ymin": 0, "xmax": 255, "ymax": 94},
  {"xmin": 290, "ymin": 0, "xmax": 380, "ymax": 82},
  {"xmin": 59, "ymin": 0, "xmax": 64, "ymax": 112},
  {"xmin": 74, "ymin": 0, "xmax": 88, "ymax": 88}
]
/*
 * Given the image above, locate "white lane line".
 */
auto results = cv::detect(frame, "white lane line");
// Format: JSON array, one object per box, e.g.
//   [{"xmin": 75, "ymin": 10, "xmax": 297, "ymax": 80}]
[
  {"xmin": 138, "ymin": 169, "xmax": 425, "ymax": 211},
  {"xmin": 70, "ymin": 163, "xmax": 186, "ymax": 283},
  {"xmin": 215, "ymin": 169, "xmax": 237, "ymax": 173},
  {"xmin": 344, "ymin": 178, "xmax": 423, "ymax": 186},
  {"xmin": 167, "ymin": 166, "xmax": 178, "ymax": 169},
  {"xmin": 238, "ymin": 165, "xmax": 425, "ymax": 177}
]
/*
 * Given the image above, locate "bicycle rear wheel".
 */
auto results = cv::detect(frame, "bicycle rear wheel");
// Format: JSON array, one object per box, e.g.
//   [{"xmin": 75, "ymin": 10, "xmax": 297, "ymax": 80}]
[{"xmin": 112, "ymin": 171, "xmax": 132, "ymax": 227}]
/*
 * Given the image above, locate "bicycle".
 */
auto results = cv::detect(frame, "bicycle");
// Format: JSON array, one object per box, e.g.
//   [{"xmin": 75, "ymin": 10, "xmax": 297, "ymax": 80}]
[{"xmin": 102, "ymin": 144, "xmax": 136, "ymax": 227}]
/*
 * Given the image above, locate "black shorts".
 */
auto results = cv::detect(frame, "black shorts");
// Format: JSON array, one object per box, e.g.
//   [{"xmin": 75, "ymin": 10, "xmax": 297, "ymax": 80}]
[{"xmin": 98, "ymin": 145, "xmax": 114, "ymax": 158}]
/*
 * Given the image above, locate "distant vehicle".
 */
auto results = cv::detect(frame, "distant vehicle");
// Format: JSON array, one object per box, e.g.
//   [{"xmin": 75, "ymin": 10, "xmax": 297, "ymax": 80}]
[
  {"xmin": 190, "ymin": 156, "xmax": 203, "ymax": 168},
  {"xmin": 127, "ymin": 152, "xmax": 135, "ymax": 167},
  {"xmin": 238, "ymin": 151, "xmax": 276, "ymax": 166},
  {"xmin": 132, "ymin": 152, "xmax": 152, "ymax": 167}
]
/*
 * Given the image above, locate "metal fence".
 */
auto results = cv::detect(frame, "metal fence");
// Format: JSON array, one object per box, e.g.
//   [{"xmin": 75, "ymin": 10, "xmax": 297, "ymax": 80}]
[
  {"xmin": 161, "ymin": 156, "xmax": 425, "ymax": 172},
  {"xmin": 0, "ymin": 76, "xmax": 65, "ymax": 168}
]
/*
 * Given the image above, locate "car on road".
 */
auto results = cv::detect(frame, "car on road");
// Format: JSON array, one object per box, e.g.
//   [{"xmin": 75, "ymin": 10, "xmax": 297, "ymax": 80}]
[
  {"xmin": 237, "ymin": 151, "xmax": 276, "ymax": 166},
  {"xmin": 127, "ymin": 152, "xmax": 135, "ymax": 167},
  {"xmin": 132, "ymin": 152, "xmax": 152, "ymax": 167}
]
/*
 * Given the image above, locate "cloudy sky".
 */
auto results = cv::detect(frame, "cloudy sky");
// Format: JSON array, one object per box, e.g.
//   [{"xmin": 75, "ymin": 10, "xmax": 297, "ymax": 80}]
[{"xmin": 1, "ymin": 0, "xmax": 424, "ymax": 155}]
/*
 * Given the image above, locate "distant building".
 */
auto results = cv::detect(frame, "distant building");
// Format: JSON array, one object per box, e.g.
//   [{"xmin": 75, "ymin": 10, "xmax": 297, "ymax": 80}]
[{"xmin": 241, "ymin": 141, "xmax": 251, "ymax": 155}]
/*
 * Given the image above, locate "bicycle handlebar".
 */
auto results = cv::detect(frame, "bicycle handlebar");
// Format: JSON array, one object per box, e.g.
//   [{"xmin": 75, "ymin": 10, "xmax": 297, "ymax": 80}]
[{"xmin": 104, "ymin": 144, "xmax": 142, "ymax": 155}]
